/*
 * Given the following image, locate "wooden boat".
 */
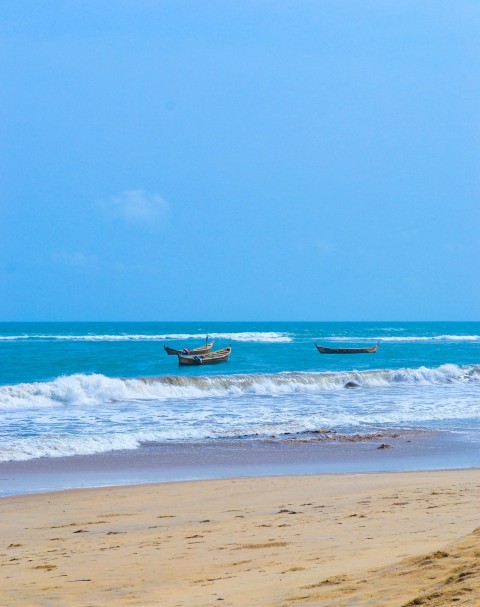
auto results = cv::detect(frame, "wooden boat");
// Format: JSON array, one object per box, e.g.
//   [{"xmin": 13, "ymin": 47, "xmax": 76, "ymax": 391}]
[
  {"xmin": 315, "ymin": 341, "xmax": 379, "ymax": 354},
  {"xmin": 178, "ymin": 346, "xmax": 231, "ymax": 366},
  {"xmin": 164, "ymin": 341, "xmax": 214, "ymax": 356}
]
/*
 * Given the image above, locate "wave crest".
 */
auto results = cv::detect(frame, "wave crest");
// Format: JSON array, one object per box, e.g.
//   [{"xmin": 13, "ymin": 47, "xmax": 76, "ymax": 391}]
[{"xmin": 1, "ymin": 364, "xmax": 479, "ymax": 410}]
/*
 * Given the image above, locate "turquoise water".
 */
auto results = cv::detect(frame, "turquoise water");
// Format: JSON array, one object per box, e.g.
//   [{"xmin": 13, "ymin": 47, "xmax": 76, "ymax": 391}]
[
  {"xmin": 2, "ymin": 321, "xmax": 480, "ymax": 383},
  {"xmin": 1, "ymin": 322, "xmax": 479, "ymax": 462}
]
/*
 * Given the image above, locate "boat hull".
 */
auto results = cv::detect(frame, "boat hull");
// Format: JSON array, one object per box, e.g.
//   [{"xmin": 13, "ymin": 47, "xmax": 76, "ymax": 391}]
[
  {"xmin": 178, "ymin": 346, "xmax": 231, "ymax": 366},
  {"xmin": 315, "ymin": 342, "xmax": 379, "ymax": 354}
]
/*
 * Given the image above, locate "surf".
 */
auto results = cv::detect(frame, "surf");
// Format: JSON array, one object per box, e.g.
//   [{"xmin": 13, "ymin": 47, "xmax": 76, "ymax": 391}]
[{"xmin": 1, "ymin": 364, "xmax": 479, "ymax": 410}]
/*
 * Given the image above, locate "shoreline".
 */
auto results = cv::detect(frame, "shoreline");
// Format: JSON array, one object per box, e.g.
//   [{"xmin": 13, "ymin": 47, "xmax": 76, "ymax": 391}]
[
  {"xmin": 2, "ymin": 429, "xmax": 480, "ymax": 497},
  {"xmin": 1, "ymin": 469, "xmax": 479, "ymax": 606}
]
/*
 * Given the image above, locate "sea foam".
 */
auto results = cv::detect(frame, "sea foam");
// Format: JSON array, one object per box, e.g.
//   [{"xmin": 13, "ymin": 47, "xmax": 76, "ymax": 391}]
[
  {"xmin": 0, "ymin": 331, "xmax": 292, "ymax": 343},
  {"xmin": 1, "ymin": 364, "xmax": 479, "ymax": 411}
]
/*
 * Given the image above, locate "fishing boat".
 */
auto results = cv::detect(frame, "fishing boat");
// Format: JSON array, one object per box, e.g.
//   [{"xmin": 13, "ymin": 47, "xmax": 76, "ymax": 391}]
[
  {"xmin": 164, "ymin": 340, "xmax": 214, "ymax": 356},
  {"xmin": 315, "ymin": 341, "xmax": 379, "ymax": 354},
  {"xmin": 178, "ymin": 346, "xmax": 232, "ymax": 366}
]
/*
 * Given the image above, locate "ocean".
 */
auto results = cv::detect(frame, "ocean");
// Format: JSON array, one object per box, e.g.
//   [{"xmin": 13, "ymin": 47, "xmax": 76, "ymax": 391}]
[{"xmin": 1, "ymin": 321, "xmax": 479, "ymax": 466}]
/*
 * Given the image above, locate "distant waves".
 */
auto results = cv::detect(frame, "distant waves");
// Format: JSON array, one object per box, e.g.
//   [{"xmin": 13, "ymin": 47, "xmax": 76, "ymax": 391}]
[
  {"xmin": 2, "ymin": 332, "xmax": 480, "ymax": 343},
  {"xmin": 0, "ymin": 331, "xmax": 292, "ymax": 343}
]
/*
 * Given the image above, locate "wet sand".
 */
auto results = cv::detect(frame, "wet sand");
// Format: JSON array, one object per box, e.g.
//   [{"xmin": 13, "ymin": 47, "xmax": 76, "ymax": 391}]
[
  {"xmin": 2, "ymin": 431, "xmax": 480, "ymax": 496},
  {"xmin": 1, "ymin": 469, "xmax": 479, "ymax": 606}
]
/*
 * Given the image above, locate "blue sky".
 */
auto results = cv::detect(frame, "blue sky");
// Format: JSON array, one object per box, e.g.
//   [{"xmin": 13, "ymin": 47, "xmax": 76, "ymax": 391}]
[{"xmin": 1, "ymin": 1, "xmax": 479, "ymax": 321}]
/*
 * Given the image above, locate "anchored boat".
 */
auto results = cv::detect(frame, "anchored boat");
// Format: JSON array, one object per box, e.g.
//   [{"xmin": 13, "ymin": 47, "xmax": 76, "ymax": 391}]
[
  {"xmin": 178, "ymin": 346, "xmax": 232, "ymax": 366},
  {"xmin": 315, "ymin": 341, "xmax": 379, "ymax": 354}
]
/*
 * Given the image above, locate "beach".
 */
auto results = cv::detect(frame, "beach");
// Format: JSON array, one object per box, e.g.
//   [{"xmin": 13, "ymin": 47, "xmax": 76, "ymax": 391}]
[
  {"xmin": 1, "ymin": 469, "xmax": 479, "ymax": 606},
  {"xmin": 4, "ymin": 0, "xmax": 479, "ymax": 599},
  {"xmin": 2, "ymin": 322, "xmax": 480, "ymax": 604}
]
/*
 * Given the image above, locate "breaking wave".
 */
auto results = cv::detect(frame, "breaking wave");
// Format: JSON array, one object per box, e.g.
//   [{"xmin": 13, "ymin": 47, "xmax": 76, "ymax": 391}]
[{"xmin": 1, "ymin": 364, "xmax": 479, "ymax": 410}]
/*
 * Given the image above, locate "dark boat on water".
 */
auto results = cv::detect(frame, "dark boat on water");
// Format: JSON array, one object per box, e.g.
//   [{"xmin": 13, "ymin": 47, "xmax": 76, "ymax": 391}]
[
  {"xmin": 315, "ymin": 341, "xmax": 379, "ymax": 354},
  {"xmin": 178, "ymin": 346, "xmax": 231, "ymax": 366},
  {"xmin": 164, "ymin": 340, "xmax": 214, "ymax": 356}
]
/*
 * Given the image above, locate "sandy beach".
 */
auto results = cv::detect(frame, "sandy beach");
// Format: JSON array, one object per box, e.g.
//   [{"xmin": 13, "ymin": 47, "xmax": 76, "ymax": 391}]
[{"xmin": 1, "ymin": 469, "xmax": 479, "ymax": 606}]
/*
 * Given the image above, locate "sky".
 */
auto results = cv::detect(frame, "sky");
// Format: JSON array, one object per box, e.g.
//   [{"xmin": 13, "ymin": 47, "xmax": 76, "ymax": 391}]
[{"xmin": 1, "ymin": 0, "xmax": 479, "ymax": 321}]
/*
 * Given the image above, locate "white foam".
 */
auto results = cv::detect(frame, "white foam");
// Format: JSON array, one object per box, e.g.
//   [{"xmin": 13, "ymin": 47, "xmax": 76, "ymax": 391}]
[
  {"xmin": 1, "ymin": 383, "xmax": 479, "ymax": 462},
  {"xmin": 0, "ymin": 433, "xmax": 142, "ymax": 462},
  {"xmin": 208, "ymin": 332, "xmax": 292, "ymax": 343},
  {"xmin": 1, "ymin": 365, "xmax": 479, "ymax": 411},
  {"xmin": 1, "ymin": 370, "xmax": 480, "ymax": 462},
  {"xmin": 0, "ymin": 331, "xmax": 292, "ymax": 343},
  {"xmin": 0, "ymin": 374, "xmax": 211, "ymax": 410}
]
